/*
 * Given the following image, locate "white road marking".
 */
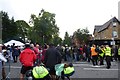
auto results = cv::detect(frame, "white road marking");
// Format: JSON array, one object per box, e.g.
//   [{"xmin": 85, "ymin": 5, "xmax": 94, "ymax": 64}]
[
  {"xmin": 73, "ymin": 64, "xmax": 92, "ymax": 66},
  {"xmin": 91, "ymin": 65, "xmax": 106, "ymax": 67},
  {"xmin": 74, "ymin": 62, "xmax": 88, "ymax": 64},
  {"xmin": 84, "ymin": 68, "xmax": 119, "ymax": 71},
  {"xmin": 5, "ymin": 66, "xmax": 21, "ymax": 69},
  {"xmin": 73, "ymin": 64, "xmax": 107, "ymax": 67}
]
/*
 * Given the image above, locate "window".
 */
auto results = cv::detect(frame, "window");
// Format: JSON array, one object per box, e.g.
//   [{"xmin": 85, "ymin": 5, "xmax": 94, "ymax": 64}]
[
  {"xmin": 113, "ymin": 31, "xmax": 118, "ymax": 38},
  {"xmin": 113, "ymin": 22, "xmax": 117, "ymax": 27}
]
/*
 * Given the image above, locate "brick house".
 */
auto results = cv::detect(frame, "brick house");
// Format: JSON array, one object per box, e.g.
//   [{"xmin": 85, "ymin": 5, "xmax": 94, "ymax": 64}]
[{"xmin": 93, "ymin": 17, "xmax": 120, "ymax": 45}]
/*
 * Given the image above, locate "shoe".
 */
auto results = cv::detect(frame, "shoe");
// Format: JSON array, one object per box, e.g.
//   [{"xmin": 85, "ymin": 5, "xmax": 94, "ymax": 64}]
[
  {"xmin": 100, "ymin": 64, "xmax": 104, "ymax": 65},
  {"xmin": 106, "ymin": 66, "xmax": 110, "ymax": 69}
]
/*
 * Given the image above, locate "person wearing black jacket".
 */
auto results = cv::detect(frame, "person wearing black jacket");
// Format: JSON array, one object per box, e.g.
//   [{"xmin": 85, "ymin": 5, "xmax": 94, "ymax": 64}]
[{"xmin": 44, "ymin": 43, "xmax": 62, "ymax": 80}]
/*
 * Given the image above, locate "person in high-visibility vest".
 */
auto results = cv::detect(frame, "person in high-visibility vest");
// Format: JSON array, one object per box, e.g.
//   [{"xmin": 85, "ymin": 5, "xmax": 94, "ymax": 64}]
[
  {"xmin": 61, "ymin": 63, "xmax": 75, "ymax": 80},
  {"xmin": 31, "ymin": 58, "xmax": 51, "ymax": 80},
  {"xmin": 105, "ymin": 45, "xmax": 111, "ymax": 69},
  {"xmin": 99, "ymin": 46, "xmax": 105, "ymax": 65},
  {"xmin": 32, "ymin": 65, "xmax": 50, "ymax": 80},
  {"xmin": 118, "ymin": 46, "xmax": 120, "ymax": 61},
  {"xmin": 91, "ymin": 44, "xmax": 98, "ymax": 66}
]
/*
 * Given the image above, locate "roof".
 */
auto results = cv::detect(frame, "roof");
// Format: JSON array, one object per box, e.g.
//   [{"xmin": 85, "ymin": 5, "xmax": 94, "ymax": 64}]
[
  {"xmin": 94, "ymin": 17, "xmax": 120, "ymax": 33},
  {"xmin": 93, "ymin": 25, "xmax": 102, "ymax": 34}
]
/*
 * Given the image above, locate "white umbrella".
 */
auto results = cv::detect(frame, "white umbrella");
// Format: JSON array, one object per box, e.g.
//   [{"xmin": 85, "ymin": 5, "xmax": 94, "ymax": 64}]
[{"xmin": 4, "ymin": 40, "xmax": 25, "ymax": 46}]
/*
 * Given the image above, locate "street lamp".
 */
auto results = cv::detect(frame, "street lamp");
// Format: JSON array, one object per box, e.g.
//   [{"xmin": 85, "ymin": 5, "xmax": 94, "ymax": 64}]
[{"xmin": 0, "ymin": 13, "xmax": 2, "ymax": 44}]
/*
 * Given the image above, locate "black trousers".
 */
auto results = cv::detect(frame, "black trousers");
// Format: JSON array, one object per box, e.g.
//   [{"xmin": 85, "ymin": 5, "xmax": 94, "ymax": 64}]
[
  {"xmin": 12, "ymin": 55, "xmax": 18, "ymax": 62},
  {"xmin": 91, "ymin": 55, "xmax": 98, "ymax": 66},
  {"xmin": 118, "ymin": 55, "xmax": 120, "ymax": 61},
  {"xmin": 105, "ymin": 56, "xmax": 111, "ymax": 68},
  {"xmin": 99, "ymin": 56, "xmax": 104, "ymax": 65}
]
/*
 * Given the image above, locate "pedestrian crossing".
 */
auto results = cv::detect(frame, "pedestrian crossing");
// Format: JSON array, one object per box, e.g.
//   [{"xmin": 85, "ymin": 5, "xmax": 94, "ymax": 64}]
[
  {"xmin": 5, "ymin": 61, "xmax": 118, "ymax": 71},
  {"xmin": 3, "ymin": 61, "xmax": 119, "ymax": 79},
  {"xmin": 73, "ymin": 61, "xmax": 118, "ymax": 71}
]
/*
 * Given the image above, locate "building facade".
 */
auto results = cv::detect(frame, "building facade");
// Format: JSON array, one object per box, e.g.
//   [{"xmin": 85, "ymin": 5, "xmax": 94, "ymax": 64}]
[{"xmin": 93, "ymin": 17, "xmax": 120, "ymax": 45}]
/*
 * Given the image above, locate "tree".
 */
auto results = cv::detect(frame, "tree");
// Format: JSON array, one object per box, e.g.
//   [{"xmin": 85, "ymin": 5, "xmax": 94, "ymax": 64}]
[
  {"xmin": 1, "ymin": 11, "xmax": 17, "ymax": 42},
  {"xmin": 52, "ymin": 34, "xmax": 62, "ymax": 46},
  {"xmin": 63, "ymin": 32, "xmax": 72, "ymax": 46},
  {"xmin": 29, "ymin": 9, "xmax": 59, "ymax": 44},
  {"xmin": 16, "ymin": 20, "xmax": 30, "ymax": 42},
  {"xmin": 73, "ymin": 28, "xmax": 90, "ymax": 45}
]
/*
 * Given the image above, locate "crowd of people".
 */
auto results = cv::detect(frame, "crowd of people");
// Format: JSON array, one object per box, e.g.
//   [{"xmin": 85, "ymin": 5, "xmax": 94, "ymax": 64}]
[
  {"xmin": 0, "ymin": 42, "xmax": 120, "ymax": 80},
  {"xmin": 0, "ymin": 43, "xmax": 75, "ymax": 80},
  {"xmin": 60, "ymin": 44, "xmax": 120, "ymax": 69}
]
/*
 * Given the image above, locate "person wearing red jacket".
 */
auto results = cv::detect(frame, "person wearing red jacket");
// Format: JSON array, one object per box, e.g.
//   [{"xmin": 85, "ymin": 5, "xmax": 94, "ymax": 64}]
[
  {"xmin": 41, "ymin": 44, "xmax": 48, "ymax": 62},
  {"xmin": 19, "ymin": 43, "xmax": 36, "ymax": 80}
]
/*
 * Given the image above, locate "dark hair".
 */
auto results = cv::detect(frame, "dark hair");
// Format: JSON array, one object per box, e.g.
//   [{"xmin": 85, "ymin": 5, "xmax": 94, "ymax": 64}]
[
  {"xmin": 44, "ymin": 44, "xmax": 47, "ymax": 49},
  {"xmin": 25, "ymin": 43, "xmax": 30, "ymax": 48},
  {"xmin": 69, "ymin": 63, "xmax": 73, "ymax": 67},
  {"xmin": 13, "ymin": 43, "xmax": 15, "ymax": 46},
  {"xmin": 49, "ymin": 43, "xmax": 54, "ymax": 47}
]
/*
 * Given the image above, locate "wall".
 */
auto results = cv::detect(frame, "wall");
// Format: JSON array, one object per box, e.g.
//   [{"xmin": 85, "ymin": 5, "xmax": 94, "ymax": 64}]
[{"xmin": 95, "ymin": 22, "xmax": 120, "ymax": 40}]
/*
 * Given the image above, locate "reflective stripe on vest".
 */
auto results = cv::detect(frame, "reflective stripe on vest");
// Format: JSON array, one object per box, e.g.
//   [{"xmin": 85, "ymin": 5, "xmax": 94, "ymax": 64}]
[
  {"xmin": 64, "ymin": 67, "xmax": 74, "ymax": 75},
  {"xmin": 105, "ymin": 47, "xmax": 111, "ymax": 56},
  {"xmin": 32, "ymin": 66, "xmax": 49, "ymax": 79},
  {"xmin": 118, "ymin": 48, "xmax": 120, "ymax": 55}
]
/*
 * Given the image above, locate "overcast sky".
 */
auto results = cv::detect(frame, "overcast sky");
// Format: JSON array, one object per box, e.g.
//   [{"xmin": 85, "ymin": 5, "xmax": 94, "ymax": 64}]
[{"xmin": 0, "ymin": 0, "xmax": 119, "ymax": 39}]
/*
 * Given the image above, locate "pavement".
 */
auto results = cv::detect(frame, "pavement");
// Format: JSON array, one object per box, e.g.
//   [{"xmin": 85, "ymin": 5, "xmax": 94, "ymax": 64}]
[{"xmin": 72, "ymin": 61, "xmax": 118, "ymax": 78}]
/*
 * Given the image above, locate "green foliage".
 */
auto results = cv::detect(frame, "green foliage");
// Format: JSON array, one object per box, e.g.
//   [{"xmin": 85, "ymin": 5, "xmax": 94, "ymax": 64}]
[
  {"xmin": 1, "ymin": 11, "xmax": 18, "ymax": 42},
  {"xmin": 73, "ymin": 28, "xmax": 90, "ymax": 44},
  {"xmin": 16, "ymin": 20, "xmax": 30, "ymax": 42},
  {"xmin": 52, "ymin": 34, "xmax": 62, "ymax": 46},
  {"xmin": 29, "ymin": 9, "xmax": 59, "ymax": 44},
  {"xmin": 1, "ymin": 10, "xmax": 90, "ymax": 46},
  {"xmin": 63, "ymin": 32, "xmax": 72, "ymax": 46},
  {"xmin": 1, "ymin": 10, "xmax": 60, "ymax": 44}
]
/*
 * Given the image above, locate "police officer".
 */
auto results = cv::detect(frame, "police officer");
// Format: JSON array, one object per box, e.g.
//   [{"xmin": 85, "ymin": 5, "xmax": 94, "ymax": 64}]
[
  {"xmin": 31, "ymin": 59, "xmax": 51, "ymax": 80},
  {"xmin": 99, "ymin": 46, "xmax": 105, "ymax": 65},
  {"xmin": 32, "ymin": 66, "xmax": 50, "ymax": 80},
  {"xmin": 105, "ymin": 45, "xmax": 112, "ymax": 69},
  {"xmin": 118, "ymin": 46, "xmax": 120, "ymax": 61},
  {"xmin": 61, "ymin": 63, "xmax": 75, "ymax": 80}
]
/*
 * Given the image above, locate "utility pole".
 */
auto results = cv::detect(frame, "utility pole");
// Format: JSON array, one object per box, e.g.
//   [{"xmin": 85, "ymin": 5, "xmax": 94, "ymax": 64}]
[{"xmin": 0, "ymin": 12, "xmax": 2, "ymax": 44}]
